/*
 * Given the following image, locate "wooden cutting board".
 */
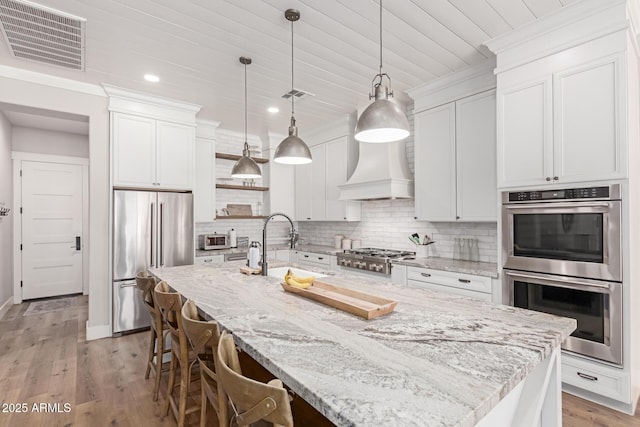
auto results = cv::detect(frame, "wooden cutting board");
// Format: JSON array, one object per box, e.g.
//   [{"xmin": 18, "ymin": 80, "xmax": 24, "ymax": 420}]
[
  {"xmin": 226, "ymin": 204, "xmax": 252, "ymax": 216},
  {"xmin": 280, "ymin": 280, "xmax": 397, "ymax": 319}
]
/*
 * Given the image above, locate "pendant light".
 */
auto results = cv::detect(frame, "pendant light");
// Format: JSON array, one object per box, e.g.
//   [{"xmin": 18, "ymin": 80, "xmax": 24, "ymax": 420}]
[
  {"xmin": 231, "ymin": 57, "xmax": 262, "ymax": 179},
  {"xmin": 274, "ymin": 9, "xmax": 312, "ymax": 165},
  {"xmin": 354, "ymin": 0, "xmax": 410, "ymax": 143}
]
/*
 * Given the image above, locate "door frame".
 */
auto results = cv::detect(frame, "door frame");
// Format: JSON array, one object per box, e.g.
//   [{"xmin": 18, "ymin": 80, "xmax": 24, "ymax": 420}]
[{"xmin": 12, "ymin": 152, "xmax": 89, "ymax": 303}]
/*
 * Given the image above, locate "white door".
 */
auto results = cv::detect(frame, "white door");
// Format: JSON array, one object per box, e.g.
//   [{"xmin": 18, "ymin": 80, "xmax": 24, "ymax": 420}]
[
  {"xmin": 325, "ymin": 137, "xmax": 347, "ymax": 221},
  {"xmin": 310, "ymin": 144, "xmax": 327, "ymax": 221},
  {"xmin": 156, "ymin": 121, "xmax": 194, "ymax": 189},
  {"xmin": 21, "ymin": 161, "xmax": 83, "ymax": 299},
  {"xmin": 112, "ymin": 113, "xmax": 156, "ymax": 188}
]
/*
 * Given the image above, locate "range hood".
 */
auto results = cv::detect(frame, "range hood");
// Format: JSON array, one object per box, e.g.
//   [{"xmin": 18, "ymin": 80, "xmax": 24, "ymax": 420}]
[{"xmin": 339, "ymin": 140, "xmax": 414, "ymax": 201}]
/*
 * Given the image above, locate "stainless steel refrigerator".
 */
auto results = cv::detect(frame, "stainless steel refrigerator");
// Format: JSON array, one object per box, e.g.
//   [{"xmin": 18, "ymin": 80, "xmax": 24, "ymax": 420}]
[{"xmin": 112, "ymin": 190, "xmax": 194, "ymax": 334}]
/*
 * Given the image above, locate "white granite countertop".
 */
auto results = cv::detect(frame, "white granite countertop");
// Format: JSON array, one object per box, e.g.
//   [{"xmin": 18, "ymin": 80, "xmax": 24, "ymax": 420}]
[
  {"xmin": 150, "ymin": 261, "xmax": 574, "ymax": 427},
  {"xmin": 196, "ymin": 244, "xmax": 340, "ymax": 258},
  {"xmin": 393, "ymin": 257, "xmax": 499, "ymax": 278}
]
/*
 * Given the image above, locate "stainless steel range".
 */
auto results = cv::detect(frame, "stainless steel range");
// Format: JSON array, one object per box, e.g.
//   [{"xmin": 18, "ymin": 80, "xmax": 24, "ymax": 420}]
[{"xmin": 337, "ymin": 248, "xmax": 415, "ymax": 275}]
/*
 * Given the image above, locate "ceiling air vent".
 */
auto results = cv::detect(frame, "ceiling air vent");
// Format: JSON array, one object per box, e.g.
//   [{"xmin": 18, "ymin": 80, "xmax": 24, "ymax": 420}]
[
  {"xmin": 0, "ymin": 0, "xmax": 85, "ymax": 70},
  {"xmin": 281, "ymin": 88, "xmax": 315, "ymax": 101}
]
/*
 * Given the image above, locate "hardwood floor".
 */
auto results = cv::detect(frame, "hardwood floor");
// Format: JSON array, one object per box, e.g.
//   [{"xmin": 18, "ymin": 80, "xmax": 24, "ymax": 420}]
[{"xmin": 1, "ymin": 294, "xmax": 639, "ymax": 427}]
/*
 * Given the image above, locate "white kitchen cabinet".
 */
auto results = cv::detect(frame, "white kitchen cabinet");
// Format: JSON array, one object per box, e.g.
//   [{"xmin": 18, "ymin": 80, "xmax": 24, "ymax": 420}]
[
  {"xmin": 195, "ymin": 255, "xmax": 224, "ymax": 265},
  {"xmin": 311, "ymin": 144, "xmax": 327, "ymax": 221},
  {"xmin": 113, "ymin": 112, "xmax": 194, "ymax": 190},
  {"xmin": 292, "ymin": 250, "xmax": 332, "ymax": 268},
  {"xmin": 294, "ymin": 135, "xmax": 360, "ymax": 222},
  {"xmin": 414, "ymin": 90, "xmax": 496, "ymax": 222},
  {"xmin": 406, "ymin": 266, "xmax": 492, "ymax": 302},
  {"xmin": 497, "ymin": 54, "xmax": 625, "ymax": 188}
]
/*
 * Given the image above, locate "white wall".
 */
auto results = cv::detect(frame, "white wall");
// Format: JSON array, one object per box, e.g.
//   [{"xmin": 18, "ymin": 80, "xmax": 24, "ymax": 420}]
[
  {"xmin": 0, "ymin": 67, "xmax": 110, "ymax": 339},
  {"xmin": 0, "ymin": 111, "xmax": 12, "ymax": 311},
  {"xmin": 12, "ymin": 126, "xmax": 89, "ymax": 158}
]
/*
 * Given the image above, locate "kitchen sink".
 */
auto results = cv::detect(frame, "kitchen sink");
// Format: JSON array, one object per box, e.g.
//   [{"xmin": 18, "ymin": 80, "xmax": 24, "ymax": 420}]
[{"xmin": 267, "ymin": 266, "xmax": 327, "ymax": 280}]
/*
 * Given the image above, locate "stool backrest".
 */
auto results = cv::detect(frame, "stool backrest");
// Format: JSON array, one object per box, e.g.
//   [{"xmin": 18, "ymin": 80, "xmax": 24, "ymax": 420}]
[
  {"xmin": 136, "ymin": 271, "xmax": 159, "ymax": 317},
  {"xmin": 216, "ymin": 331, "xmax": 293, "ymax": 427},
  {"xmin": 153, "ymin": 281, "xmax": 187, "ymax": 358}
]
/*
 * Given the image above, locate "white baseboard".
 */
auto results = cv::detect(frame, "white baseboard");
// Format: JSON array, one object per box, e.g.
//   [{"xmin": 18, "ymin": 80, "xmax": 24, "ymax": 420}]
[
  {"xmin": 0, "ymin": 297, "xmax": 13, "ymax": 320},
  {"xmin": 85, "ymin": 320, "xmax": 110, "ymax": 341}
]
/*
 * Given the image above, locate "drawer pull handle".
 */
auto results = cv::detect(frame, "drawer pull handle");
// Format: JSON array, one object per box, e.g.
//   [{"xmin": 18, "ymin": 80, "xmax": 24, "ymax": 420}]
[
  {"xmin": 577, "ymin": 372, "xmax": 598, "ymax": 382},
  {"xmin": 204, "ymin": 259, "xmax": 212, "ymax": 263},
  {"xmin": 318, "ymin": 257, "xmax": 324, "ymax": 260},
  {"xmin": 458, "ymin": 279, "xmax": 471, "ymax": 283},
  {"xmin": 421, "ymin": 273, "xmax": 431, "ymax": 277},
  {"xmin": 303, "ymin": 255, "xmax": 309, "ymax": 258}
]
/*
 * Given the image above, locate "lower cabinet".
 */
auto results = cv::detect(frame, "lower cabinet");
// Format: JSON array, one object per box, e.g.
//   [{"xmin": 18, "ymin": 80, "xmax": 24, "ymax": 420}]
[
  {"xmin": 406, "ymin": 266, "xmax": 492, "ymax": 302},
  {"xmin": 292, "ymin": 251, "xmax": 333, "ymax": 269},
  {"xmin": 562, "ymin": 352, "xmax": 631, "ymax": 403},
  {"xmin": 195, "ymin": 255, "xmax": 224, "ymax": 265}
]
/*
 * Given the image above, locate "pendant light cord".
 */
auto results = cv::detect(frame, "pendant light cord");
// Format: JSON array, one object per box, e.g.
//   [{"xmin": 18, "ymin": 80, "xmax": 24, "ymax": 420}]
[
  {"xmin": 244, "ymin": 61, "xmax": 248, "ymax": 147},
  {"xmin": 379, "ymin": 0, "xmax": 383, "ymax": 76},
  {"xmin": 291, "ymin": 18, "xmax": 295, "ymax": 117}
]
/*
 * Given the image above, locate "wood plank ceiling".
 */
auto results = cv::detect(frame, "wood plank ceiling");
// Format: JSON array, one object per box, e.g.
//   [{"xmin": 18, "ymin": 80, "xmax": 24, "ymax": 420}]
[{"xmin": 0, "ymin": 0, "xmax": 576, "ymax": 134}]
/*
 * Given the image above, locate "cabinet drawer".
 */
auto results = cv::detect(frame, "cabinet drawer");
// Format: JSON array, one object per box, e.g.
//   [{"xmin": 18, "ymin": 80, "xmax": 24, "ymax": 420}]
[
  {"xmin": 408, "ymin": 279, "xmax": 491, "ymax": 301},
  {"xmin": 295, "ymin": 251, "xmax": 330, "ymax": 266},
  {"xmin": 407, "ymin": 267, "xmax": 492, "ymax": 294},
  {"xmin": 195, "ymin": 255, "xmax": 224, "ymax": 265},
  {"xmin": 562, "ymin": 353, "xmax": 630, "ymax": 402}
]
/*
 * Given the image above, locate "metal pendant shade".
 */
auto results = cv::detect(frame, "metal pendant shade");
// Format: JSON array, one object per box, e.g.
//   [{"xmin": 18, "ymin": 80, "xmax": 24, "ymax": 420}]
[
  {"xmin": 354, "ymin": 0, "xmax": 410, "ymax": 143},
  {"xmin": 274, "ymin": 9, "xmax": 312, "ymax": 165},
  {"xmin": 231, "ymin": 56, "xmax": 261, "ymax": 179}
]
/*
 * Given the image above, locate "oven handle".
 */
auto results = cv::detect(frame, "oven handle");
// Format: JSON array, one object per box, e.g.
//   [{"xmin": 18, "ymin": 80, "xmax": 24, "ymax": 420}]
[
  {"xmin": 504, "ymin": 202, "xmax": 612, "ymax": 210},
  {"xmin": 505, "ymin": 271, "xmax": 612, "ymax": 291}
]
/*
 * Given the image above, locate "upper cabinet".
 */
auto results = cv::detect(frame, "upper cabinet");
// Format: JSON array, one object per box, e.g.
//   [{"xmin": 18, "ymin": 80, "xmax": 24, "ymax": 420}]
[
  {"xmin": 497, "ymin": 53, "xmax": 625, "ymax": 188},
  {"xmin": 409, "ymin": 60, "xmax": 497, "ymax": 223},
  {"xmin": 194, "ymin": 120, "xmax": 220, "ymax": 222},
  {"xmin": 105, "ymin": 85, "xmax": 201, "ymax": 191},
  {"xmin": 414, "ymin": 90, "xmax": 497, "ymax": 222},
  {"xmin": 112, "ymin": 113, "xmax": 194, "ymax": 190},
  {"xmin": 486, "ymin": 2, "xmax": 631, "ymax": 189},
  {"xmin": 294, "ymin": 115, "xmax": 361, "ymax": 222}
]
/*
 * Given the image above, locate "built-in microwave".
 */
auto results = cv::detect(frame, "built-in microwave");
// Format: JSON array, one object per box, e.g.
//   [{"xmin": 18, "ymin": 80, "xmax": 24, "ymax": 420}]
[
  {"xmin": 198, "ymin": 233, "xmax": 230, "ymax": 250},
  {"xmin": 504, "ymin": 270, "xmax": 622, "ymax": 366},
  {"xmin": 501, "ymin": 184, "xmax": 622, "ymax": 282}
]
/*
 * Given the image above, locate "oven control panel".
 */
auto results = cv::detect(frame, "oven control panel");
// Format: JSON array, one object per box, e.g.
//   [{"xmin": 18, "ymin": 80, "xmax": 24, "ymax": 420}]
[{"xmin": 507, "ymin": 186, "xmax": 611, "ymax": 202}]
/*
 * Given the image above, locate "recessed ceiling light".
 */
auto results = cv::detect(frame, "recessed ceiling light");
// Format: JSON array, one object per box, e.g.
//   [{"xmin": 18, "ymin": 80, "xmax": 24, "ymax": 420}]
[
  {"xmin": 267, "ymin": 107, "xmax": 279, "ymax": 113},
  {"xmin": 144, "ymin": 74, "xmax": 160, "ymax": 83}
]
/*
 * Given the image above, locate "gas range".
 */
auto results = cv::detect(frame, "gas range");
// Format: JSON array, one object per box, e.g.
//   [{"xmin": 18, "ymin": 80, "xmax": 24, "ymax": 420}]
[{"xmin": 336, "ymin": 248, "xmax": 415, "ymax": 275}]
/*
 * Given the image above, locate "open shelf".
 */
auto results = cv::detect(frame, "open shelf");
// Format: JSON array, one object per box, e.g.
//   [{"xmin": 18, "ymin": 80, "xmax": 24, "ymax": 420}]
[
  {"xmin": 216, "ymin": 215, "xmax": 267, "ymax": 220},
  {"xmin": 216, "ymin": 152, "xmax": 269, "ymax": 164},
  {"xmin": 216, "ymin": 184, "xmax": 269, "ymax": 192}
]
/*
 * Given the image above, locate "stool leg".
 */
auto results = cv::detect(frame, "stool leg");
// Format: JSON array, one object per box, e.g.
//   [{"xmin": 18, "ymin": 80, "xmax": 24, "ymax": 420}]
[
  {"xmin": 165, "ymin": 350, "xmax": 177, "ymax": 416},
  {"xmin": 153, "ymin": 327, "xmax": 165, "ymax": 401},
  {"xmin": 200, "ymin": 370, "xmax": 207, "ymax": 427},
  {"xmin": 178, "ymin": 358, "xmax": 189, "ymax": 427},
  {"xmin": 145, "ymin": 325, "xmax": 156, "ymax": 380}
]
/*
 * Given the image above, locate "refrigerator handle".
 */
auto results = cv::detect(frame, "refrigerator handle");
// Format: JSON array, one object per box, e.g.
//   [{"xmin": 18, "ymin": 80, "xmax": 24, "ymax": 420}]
[
  {"xmin": 150, "ymin": 203, "xmax": 155, "ymax": 267},
  {"xmin": 160, "ymin": 202, "xmax": 164, "ymax": 267}
]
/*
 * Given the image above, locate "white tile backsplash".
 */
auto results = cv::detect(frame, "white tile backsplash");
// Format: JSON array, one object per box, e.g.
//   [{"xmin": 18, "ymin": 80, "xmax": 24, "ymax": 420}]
[{"xmin": 298, "ymin": 200, "xmax": 498, "ymax": 263}]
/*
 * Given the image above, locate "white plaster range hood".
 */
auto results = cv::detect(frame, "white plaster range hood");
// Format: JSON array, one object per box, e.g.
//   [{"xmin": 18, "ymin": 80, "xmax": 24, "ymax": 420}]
[{"xmin": 339, "ymin": 140, "xmax": 414, "ymax": 201}]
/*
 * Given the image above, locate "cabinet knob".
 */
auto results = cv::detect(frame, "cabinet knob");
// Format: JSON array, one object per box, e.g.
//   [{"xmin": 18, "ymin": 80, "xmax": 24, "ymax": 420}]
[
  {"xmin": 344, "ymin": 217, "xmax": 347, "ymax": 220},
  {"xmin": 306, "ymin": 217, "xmax": 311, "ymax": 220},
  {"xmin": 456, "ymin": 216, "xmax": 460, "ymax": 220},
  {"xmin": 553, "ymin": 176, "xmax": 559, "ymax": 181},
  {"xmin": 545, "ymin": 177, "xmax": 551, "ymax": 182}
]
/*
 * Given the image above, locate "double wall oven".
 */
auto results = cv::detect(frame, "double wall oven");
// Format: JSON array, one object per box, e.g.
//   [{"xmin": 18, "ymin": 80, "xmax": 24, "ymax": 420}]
[{"xmin": 502, "ymin": 184, "xmax": 623, "ymax": 365}]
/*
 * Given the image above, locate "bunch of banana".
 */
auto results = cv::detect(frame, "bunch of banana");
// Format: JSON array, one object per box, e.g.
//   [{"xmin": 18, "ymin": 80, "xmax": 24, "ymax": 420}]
[{"xmin": 284, "ymin": 269, "xmax": 315, "ymax": 289}]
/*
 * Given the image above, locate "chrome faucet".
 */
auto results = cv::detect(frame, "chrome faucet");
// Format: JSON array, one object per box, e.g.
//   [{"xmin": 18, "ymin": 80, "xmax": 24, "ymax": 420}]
[{"xmin": 262, "ymin": 212, "xmax": 297, "ymax": 276}]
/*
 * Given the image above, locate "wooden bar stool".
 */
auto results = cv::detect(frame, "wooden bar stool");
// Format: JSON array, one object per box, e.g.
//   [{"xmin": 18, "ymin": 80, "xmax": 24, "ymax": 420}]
[
  {"xmin": 216, "ymin": 331, "xmax": 294, "ymax": 427},
  {"xmin": 181, "ymin": 299, "xmax": 228, "ymax": 427},
  {"xmin": 154, "ymin": 281, "xmax": 200, "ymax": 427},
  {"xmin": 136, "ymin": 271, "xmax": 170, "ymax": 401}
]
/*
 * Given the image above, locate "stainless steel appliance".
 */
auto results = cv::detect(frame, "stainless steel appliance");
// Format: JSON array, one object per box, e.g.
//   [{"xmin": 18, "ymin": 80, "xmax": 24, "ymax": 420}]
[
  {"xmin": 337, "ymin": 248, "xmax": 415, "ymax": 275},
  {"xmin": 113, "ymin": 190, "xmax": 194, "ymax": 334},
  {"xmin": 198, "ymin": 233, "xmax": 230, "ymax": 250},
  {"xmin": 502, "ymin": 184, "xmax": 622, "ymax": 282},
  {"xmin": 504, "ymin": 270, "xmax": 622, "ymax": 365}
]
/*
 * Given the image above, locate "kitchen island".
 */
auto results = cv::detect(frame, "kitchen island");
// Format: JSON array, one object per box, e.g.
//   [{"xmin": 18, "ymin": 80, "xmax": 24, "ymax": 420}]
[{"xmin": 150, "ymin": 261, "xmax": 576, "ymax": 427}]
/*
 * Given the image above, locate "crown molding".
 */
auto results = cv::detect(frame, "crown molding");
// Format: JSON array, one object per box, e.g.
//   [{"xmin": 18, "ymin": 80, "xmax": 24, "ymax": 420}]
[{"xmin": 0, "ymin": 65, "xmax": 105, "ymax": 97}]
